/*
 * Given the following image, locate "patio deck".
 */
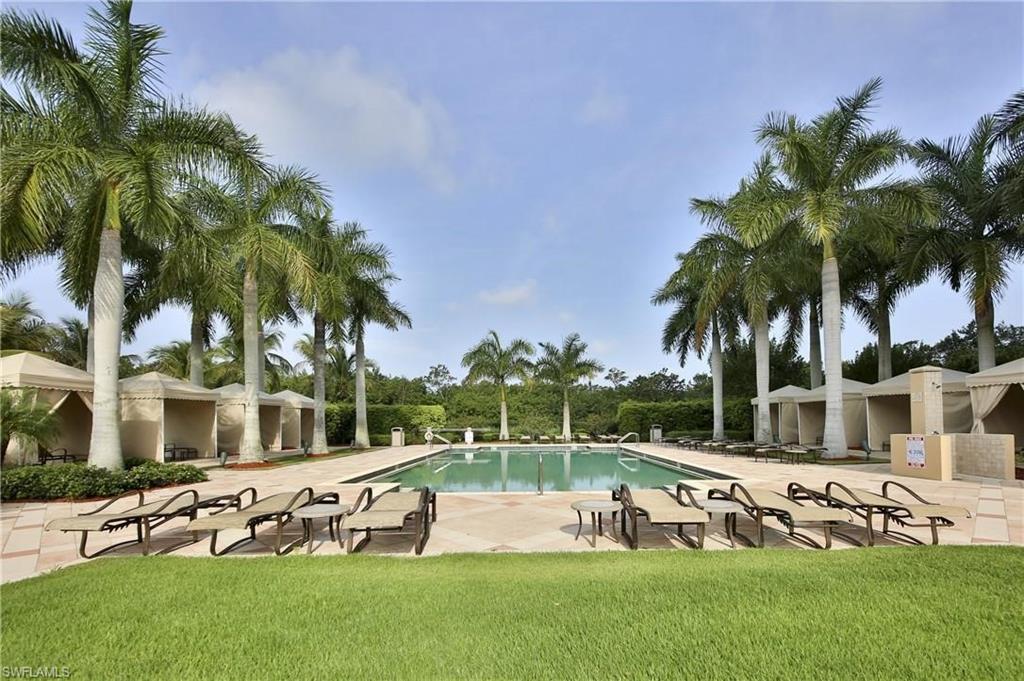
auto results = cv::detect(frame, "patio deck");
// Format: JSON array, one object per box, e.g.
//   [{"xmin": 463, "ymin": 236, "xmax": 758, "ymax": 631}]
[{"xmin": 2, "ymin": 443, "xmax": 1021, "ymax": 582}]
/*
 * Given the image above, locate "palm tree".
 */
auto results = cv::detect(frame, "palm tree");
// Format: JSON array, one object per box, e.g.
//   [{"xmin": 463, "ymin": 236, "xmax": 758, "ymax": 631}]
[
  {"xmin": 187, "ymin": 167, "xmax": 324, "ymax": 460},
  {"xmin": 146, "ymin": 340, "xmax": 192, "ymax": 379},
  {"xmin": 48, "ymin": 317, "xmax": 89, "ymax": 369},
  {"xmin": 461, "ymin": 331, "xmax": 535, "ymax": 441},
  {"xmin": 0, "ymin": 293, "xmax": 50, "ymax": 353},
  {"xmin": 906, "ymin": 114, "xmax": 1024, "ymax": 371},
  {"xmin": 2, "ymin": 1, "xmax": 260, "ymax": 469},
  {"xmin": 994, "ymin": 90, "xmax": 1023, "ymax": 220},
  {"xmin": 207, "ymin": 328, "xmax": 293, "ymax": 390},
  {"xmin": 1, "ymin": 389, "xmax": 60, "ymax": 466},
  {"xmin": 653, "ymin": 256, "xmax": 741, "ymax": 441},
  {"xmin": 534, "ymin": 333, "xmax": 603, "ymax": 439},
  {"xmin": 691, "ymin": 158, "xmax": 797, "ymax": 444},
  {"xmin": 748, "ymin": 78, "xmax": 933, "ymax": 456},
  {"xmin": 346, "ymin": 268, "xmax": 411, "ymax": 448}
]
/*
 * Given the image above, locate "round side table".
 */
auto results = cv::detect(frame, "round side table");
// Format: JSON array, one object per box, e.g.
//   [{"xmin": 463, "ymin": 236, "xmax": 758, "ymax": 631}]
[
  {"xmin": 571, "ymin": 499, "xmax": 621, "ymax": 546},
  {"xmin": 697, "ymin": 498, "xmax": 745, "ymax": 548},
  {"xmin": 292, "ymin": 503, "xmax": 350, "ymax": 554}
]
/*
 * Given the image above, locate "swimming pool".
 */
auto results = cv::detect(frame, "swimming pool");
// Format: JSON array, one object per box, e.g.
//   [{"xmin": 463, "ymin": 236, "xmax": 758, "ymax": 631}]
[{"xmin": 371, "ymin": 447, "xmax": 728, "ymax": 493}]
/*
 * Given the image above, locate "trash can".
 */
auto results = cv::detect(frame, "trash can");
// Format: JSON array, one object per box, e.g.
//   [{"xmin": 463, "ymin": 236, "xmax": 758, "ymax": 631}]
[
  {"xmin": 464, "ymin": 427, "xmax": 475, "ymax": 445},
  {"xmin": 391, "ymin": 427, "xmax": 405, "ymax": 447},
  {"xmin": 649, "ymin": 424, "xmax": 663, "ymax": 444}
]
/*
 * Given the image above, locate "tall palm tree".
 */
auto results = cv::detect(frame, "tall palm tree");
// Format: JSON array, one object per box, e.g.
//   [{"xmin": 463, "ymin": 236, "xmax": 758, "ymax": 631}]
[
  {"xmin": 691, "ymin": 158, "xmax": 797, "ymax": 444},
  {"xmin": 461, "ymin": 331, "xmax": 535, "ymax": 441},
  {"xmin": 346, "ymin": 268, "xmax": 411, "ymax": 448},
  {"xmin": 0, "ymin": 293, "xmax": 51, "ymax": 353},
  {"xmin": 48, "ymin": 317, "xmax": 88, "ymax": 369},
  {"xmin": 293, "ymin": 215, "xmax": 389, "ymax": 453},
  {"xmin": 187, "ymin": 167, "xmax": 323, "ymax": 460},
  {"xmin": 207, "ymin": 328, "xmax": 293, "ymax": 390},
  {"xmin": 534, "ymin": 333, "xmax": 603, "ymax": 439},
  {"xmin": 2, "ymin": 1, "xmax": 260, "ymax": 469},
  {"xmin": 748, "ymin": 78, "xmax": 933, "ymax": 456},
  {"xmin": 906, "ymin": 114, "xmax": 1024, "ymax": 371},
  {"xmin": 653, "ymin": 256, "xmax": 741, "ymax": 441},
  {"xmin": 146, "ymin": 340, "xmax": 192, "ymax": 379}
]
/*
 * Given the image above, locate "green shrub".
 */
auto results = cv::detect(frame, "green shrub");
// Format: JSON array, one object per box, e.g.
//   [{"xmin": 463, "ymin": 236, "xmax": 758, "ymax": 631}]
[
  {"xmin": 616, "ymin": 399, "xmax": 752, "ymax": 441},
  {"xmin": 0, "ymin": 461, "xmax": 208, "ymax": 501},
  {"xmin": 324, "ymin": 403, "xmax": 446, "ymax": 445}
]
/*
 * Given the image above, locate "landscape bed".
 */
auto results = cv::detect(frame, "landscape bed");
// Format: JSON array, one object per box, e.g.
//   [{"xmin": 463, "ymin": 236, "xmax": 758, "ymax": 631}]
[{"xmin": 2, "ymin": 547, "xmax": 1021, "ymax": 679}]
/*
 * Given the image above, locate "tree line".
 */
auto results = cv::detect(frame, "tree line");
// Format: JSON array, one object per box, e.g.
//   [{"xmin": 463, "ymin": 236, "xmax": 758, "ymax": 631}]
[{"xmin": 656, "ymin": 80, "xmax": 1022, "ymax": 457}]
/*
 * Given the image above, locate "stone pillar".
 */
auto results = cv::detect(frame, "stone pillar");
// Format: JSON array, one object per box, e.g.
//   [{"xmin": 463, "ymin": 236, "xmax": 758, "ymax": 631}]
[{"xmin": 909, "ymin": 365, "xmax": 944, "ymax": 435}]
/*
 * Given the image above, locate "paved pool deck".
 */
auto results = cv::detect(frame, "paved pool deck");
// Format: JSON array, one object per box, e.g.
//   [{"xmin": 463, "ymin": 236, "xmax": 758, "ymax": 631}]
[{"xmin": 2, "ymin": 443, "xmax": 1021, "ymax": 582}]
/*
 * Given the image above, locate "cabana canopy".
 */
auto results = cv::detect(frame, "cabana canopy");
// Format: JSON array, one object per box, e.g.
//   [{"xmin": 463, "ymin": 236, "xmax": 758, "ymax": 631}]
[
  {"xmin": 749, "ymin": 384, "xmax": 810, "ymax": 406},
  {"xmin": 863, "ymin": 367, "xmax": 972, "ymax": 451},
  {"xmin": 213, "ymin": 383, "xmax": 283, "ymax": 453},
  {"xmin": 0, "ymin": 352, "xmax": 93, "ymax": 392},
  {"xmin": 271, "ymin": 389, "xmax": 315, "ymax": 409},
  {"xmin": 862, "ymin": 367, "xmax": 970, "ymax": 396},
  {"xmin": 751, "ymin": 385, "xmax": 808, "ymax": 443},
  {"xmin": 119, "ymin": 372, "xmax": 218, "ymax": 461},
  {"xmin": 213, "ymin": 383, "xmax": 286, "ymax": 406},
  {"xmin": 793, "ymin": 378, "xmax": 870, "ymax": 448},
  {"xmin": 793, "ymin": 378, "xmax": 871, "ymax": 402},
  {"xmin": 272, "ymin": 390, "xmax": 315, "ymax": 449},
  {"xmin": 966, "ymin": 358, "xmax": 1024, "ymax": 440}
]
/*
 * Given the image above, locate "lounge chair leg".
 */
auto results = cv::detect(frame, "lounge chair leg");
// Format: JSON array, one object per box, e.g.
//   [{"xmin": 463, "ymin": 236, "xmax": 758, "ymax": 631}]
[
  {"xmin": 824, "ymin": 525, "xmax": 832, "ymax": 549},
  {"xmin": 142, "ymin": 519, "xmax": 152, "ymax": 556},
  {"xmin": 756, "ymin": 510, "xmax": 765, "ymax": 548},
  {"xmin": 697, "ymin": 523, "xmax": 705, "ymax": 549},
  {"xmin": 865, "ymin": 509, "xmax": 875, "ymax": 547},
  {"xmin": 930, "ymin": 521, "xmax": 940, "ymax": 546}
]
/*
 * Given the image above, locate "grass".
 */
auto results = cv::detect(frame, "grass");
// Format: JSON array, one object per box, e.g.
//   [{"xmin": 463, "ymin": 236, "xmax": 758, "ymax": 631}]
[{"xmin": 2, "ymin": 548, "xmax": 1022, "ymax": 680}]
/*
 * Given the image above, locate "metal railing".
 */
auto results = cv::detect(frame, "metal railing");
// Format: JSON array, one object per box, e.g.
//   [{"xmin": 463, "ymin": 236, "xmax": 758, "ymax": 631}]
[
  {"xmin": 617, "ymin": 432, "xmax": 639, "ymax": 447},
  {"xmin": 426, "ymin": 431, "xmax": 452, "ymax": 453}
]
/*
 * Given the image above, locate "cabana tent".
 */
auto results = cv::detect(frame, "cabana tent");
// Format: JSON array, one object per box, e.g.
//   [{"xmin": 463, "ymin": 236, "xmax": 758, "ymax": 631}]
[
  {"xmin": 272, "ymin": 389, "xmax": 315, "ymax": 450},
  {"xmin": 0, "ymin": 353, "xmax": 93, "ymax": 462},
  {"xmin": 966, "ymin": 358, "xmax": 1024, "ymax": 446},
  {"xmin": 213, "ymin": 383, "xmax": 284, "ymax": 454},
  {"xmin": 119, "ymin": 372, "xmax": 218, "ymax": 461},
  {"xmin": 793, "ymin": 378, "xmax": 870, "ymax": 448},
  {"xmin": 750, "ymin": 385, "xmax": 809, "ymax": 443},
  {"xmin": 862, "ymin": 367, "xmax": 972, "ymax": 451}
]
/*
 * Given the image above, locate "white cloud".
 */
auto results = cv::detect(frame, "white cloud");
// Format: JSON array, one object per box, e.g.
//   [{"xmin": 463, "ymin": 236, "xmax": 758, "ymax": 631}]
[
  {"xmin": 194, "ymin": 47, "xmax": 456, "ymax": 192},
  {"xmin": 590, "ymin": 338, "xmax": 618, "ymax": 355},
  {"xmin": 477, "ymin": 279, "xmax": 537, "ymax": 305},
  {"xmin": 578, "ymin": 83, "xmax": 627, "ymax": 125},
  {"xmin": 557, "ymin": 310, "xmax": 575, "ymax": 323}
]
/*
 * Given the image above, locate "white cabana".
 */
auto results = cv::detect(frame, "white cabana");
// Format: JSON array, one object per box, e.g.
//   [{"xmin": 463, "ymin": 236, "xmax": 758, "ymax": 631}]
[
  {"xmin": 966, "ymin": 358, "xmax": 1024, "ymax": 446},
  {"xmin": 793, "ymin": 378, "xmax": 871, "ymax": 448},
  {"xmin": 213, "ymin": 383, "xmax": 284, "ymax": 454},
  {"xmin": 119, "ymin": 372, "xmax": 218, "ymax": 461},
  {"xmin": 862, "ymin": 367, "xmax": 973, "ymax": 451},
  {"xmin": 272, "ymin": 389, "xmax": 315, "ymax": 450},
  {"xmin": 750, "ymin": 385, "xmax": 809, "ymax": 443},
  {"xmin": 0, "ymin": 353, "xmax": 94, "ymax": 462}
]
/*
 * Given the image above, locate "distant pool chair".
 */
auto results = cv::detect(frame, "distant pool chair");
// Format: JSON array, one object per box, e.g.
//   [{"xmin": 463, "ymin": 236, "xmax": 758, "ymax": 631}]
[
  {"xmin": 187, "ymin": 487, "xmax": 314, "ymax": 556},
  {"xmin": 344, "ymin": 487, "xmax": 435, "ymax": 556},
  {"xmin": 708, "ymin": 483, "xmax": 852, "ymax": 549},
  {"xmin": 614, "ymin": 484, "xmax": 710, "ymax": 550},
  {"xmin": 790, "ymin": 481, "xmax": 970, "ymax": 546}
]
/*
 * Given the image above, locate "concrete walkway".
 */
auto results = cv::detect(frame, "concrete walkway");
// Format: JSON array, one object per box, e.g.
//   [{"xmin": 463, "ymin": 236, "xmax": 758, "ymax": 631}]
[{"xmin": 2, "ymin": 443, "xmax": 1021, "ymax": 583}]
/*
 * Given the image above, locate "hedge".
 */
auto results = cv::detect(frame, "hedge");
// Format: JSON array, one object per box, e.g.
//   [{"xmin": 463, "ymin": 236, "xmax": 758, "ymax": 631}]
[
  {"xmin": 325, "ymin": 404, "xmax": 446, "ymax": 445},
  {"xmin": 616, "ymin": 399, "xmax": 752, "ymax": 441},
  {"xmin": 0, "ymin": 459, "xmax": 208, "ymax": 501}
]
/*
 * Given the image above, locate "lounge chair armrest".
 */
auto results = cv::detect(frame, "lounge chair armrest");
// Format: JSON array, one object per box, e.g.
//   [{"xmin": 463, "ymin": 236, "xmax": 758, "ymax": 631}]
[
  {"xmin": 151, "ymin": 489, "xmax": 200, "ymax": 515},
  {"xmin": 350, "ymin": 486, "xmax": 374, "ymax": 513},
  {"xmin": 312, "ymin": 491, "xmax": 339, "ymax": 505},
  {"xmin": 728, "ymin": 482, "xmax": 757, "ymax": 508},
  {"xmin": 882, "ymin": 480, "xmax": 929, "ymax": 504},
  {"xmin": 211, "ymin": 487, "xmax": 257, "ymax": 515},
  {"xmin": 706, "ymin": 488, "xmax": 731, "ymax": 502},
  {"xmin": 824, "ymin": 481, "xmax": 861, "ymax": 505},
  {"xmin": 284, "ymin": 487, "xmax": 314, "ymax": 512},
  {"xmin": 81, "ymin": 489, "xmax": 144, "ymax": 515},
  {"xmin": 788, "ymin": 482, "xmax": 826, "ymax": 507},
  {"xmin": 676, "ymin": 483, "xmax": 701, "ymax": 508}
]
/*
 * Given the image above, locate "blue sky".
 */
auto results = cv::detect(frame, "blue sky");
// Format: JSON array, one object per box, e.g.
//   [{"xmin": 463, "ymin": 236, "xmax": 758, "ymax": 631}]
[{"xmin": 6, "ymin": 1, "xmax": 1023, "ymax": 383}]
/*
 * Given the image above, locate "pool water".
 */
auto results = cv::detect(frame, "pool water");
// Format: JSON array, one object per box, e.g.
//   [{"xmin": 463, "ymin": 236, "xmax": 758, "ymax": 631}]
[{"xmin": 373, "ymin": 447, "xmax": 722, "ymax": 493}]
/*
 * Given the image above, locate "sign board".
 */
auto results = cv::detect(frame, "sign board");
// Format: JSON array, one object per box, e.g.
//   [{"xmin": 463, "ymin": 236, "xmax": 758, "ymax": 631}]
[{"xmin": 906, "ymin": 435, "xmax": 926, "ymax": 468}]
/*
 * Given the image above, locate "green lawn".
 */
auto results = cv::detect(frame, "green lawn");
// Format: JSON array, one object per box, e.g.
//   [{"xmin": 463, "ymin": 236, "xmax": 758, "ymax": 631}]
[{"xmin": 2, "ymin": 548, "xmax": 1022, "ymax": 680}]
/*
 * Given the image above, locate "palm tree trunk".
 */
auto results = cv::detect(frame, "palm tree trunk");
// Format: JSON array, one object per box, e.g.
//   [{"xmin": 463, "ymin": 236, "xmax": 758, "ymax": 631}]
[
  {"xmin": 87, "ymin": 227, "xmax": 124, "ymax": 470},
  {"xmin": 311, "ymin": 312, "xmax": 329, "ymax": 454},
  {"xmin": 499, "ymin": 383, "xmax": 509, "ymax": 441},
  {"xmin": 257, "ymin": 327, "xmax": 266, "ymax": 391},
  {"xmin": 976, "ymin": 290, "xmax": 996, "ymax": 371},
  {"xmin": 808, "ymin": 302, "xmax": 822, "ymax": 389},
  {"xmin": 877, "ymin": 303, "xmax": 892, "ymax": 381},
  {"xmin": 354, "ymin": 330, "xmax": 369, "ymax": 448},
  {"xmin": 239, "ymin": 269, "xmax": 264, "ymax": 462},
  {"xmin": 86, "ymin": 298, "xmax": 96, "ymax": 374},
  {"xmin": 711, "ymin": 316, "xmax": 725, "ymax": 440},
  {"xmin": 753, "ymin": 315, "xmax": 771, "ymax": 444},
  {"xmin": 189, "ymin": 310, "xmax": 205, "ymax": 386},
  {"xmin": 821, "ymin": 255, "xmax": 847, "ymax": 458},
  {"xmin": 561, "ymin": 387, "xmax": 571, "ymax": 439}
]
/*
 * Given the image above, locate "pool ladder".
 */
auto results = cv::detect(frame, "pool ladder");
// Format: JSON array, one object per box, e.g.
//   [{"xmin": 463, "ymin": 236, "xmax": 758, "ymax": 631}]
[
  {"xmin": 617, "ymin": 432, "xmax": 639, "ymax": 448},
  {"xmin": 537, "ymin": 453, "xmax": 544, "ymax": 495}
]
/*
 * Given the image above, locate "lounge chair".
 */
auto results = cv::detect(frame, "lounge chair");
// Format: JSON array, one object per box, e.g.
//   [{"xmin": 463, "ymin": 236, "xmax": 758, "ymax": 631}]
[
  {"xmin": 187, "ymin": 487, "xmax": 313, "ymax": 556},
  {"xmin": 343, "ymin": 487, "xmax": 435, "ymax": 555},
  {"xmin": 45, "ymin": 489, "xmax": 234, "ymax": 558},
  {"xmin": 539, "ymin": 435, "xmax": 551, "ymax": 443},
  {"xmin": 578, "ymin": 434, "xmax": 591, "ymax": 443},
  {"xmin": 519, "ymin": 435, "xmax": 532, "ymax": 444},
  {"xmin": 790, "ymin": 480, "xmax": 971, "ymax": 546},
  {"xmin": 708, "ymin": 483, "xmax": 852, "ymax": 549},
  {"xmin": 614, "ymin": 484, "xmax": 710, "ymax": 549}
]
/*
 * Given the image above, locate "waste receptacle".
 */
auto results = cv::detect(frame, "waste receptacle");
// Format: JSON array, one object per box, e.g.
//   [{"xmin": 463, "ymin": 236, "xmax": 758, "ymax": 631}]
[
  {"xmin": 391, "ymin": 427, "xmax": 405, "ymax": 447},
  {"xmin": 649, "ymin": 424, "xmax": 663, "ymax": 444}
]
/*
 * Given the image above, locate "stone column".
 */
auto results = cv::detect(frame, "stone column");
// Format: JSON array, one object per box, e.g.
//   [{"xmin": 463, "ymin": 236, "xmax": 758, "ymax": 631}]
[{"xmin": 909, "ymin": 365, "xmax": 944, "ymax": 435}]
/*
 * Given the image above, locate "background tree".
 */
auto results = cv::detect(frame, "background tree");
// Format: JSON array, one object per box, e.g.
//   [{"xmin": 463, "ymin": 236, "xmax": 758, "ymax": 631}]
[
  {"xmin": 535, "ymin": 333, "xmax": 604, "ymax": 439},
  {"xmin": 47, "ymin": 317, "xmax": 88, "ymax": 369},
  {"xmin": 604, "ymin": 368, "xmax": 628, "ymax": 389},
  {"xmin": 0, "ymin": 293, "xmax": 51, "ymax": 353},
  {"xmin": 461, "ymin": 331, "xmax": 535, "ymax": 441},
  {"xmin": 0, "ymin": 389, "xmax": 59, "ymax": 466}
]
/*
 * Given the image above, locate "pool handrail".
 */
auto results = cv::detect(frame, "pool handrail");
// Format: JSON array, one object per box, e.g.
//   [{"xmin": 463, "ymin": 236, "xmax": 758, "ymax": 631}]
[{"xmin": 617, "ymin": 432, "xmax": 639, "ymax": 446}]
